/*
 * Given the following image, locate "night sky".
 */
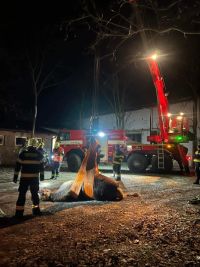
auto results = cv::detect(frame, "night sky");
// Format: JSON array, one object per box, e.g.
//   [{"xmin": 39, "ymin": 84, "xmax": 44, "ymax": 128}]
[{"xmin": 0, "ymin": 1, "xmax": 200, "ymax": 130}]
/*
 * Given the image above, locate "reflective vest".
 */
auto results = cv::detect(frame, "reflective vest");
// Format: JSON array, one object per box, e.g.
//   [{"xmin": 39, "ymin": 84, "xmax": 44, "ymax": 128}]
[
  {"xmin": 194, "ymin": 150, "xmax": 200, "ymax": 163},
  {"xmin": 52, "ymin": 147, "xmax": 64, "ymax": 162}
]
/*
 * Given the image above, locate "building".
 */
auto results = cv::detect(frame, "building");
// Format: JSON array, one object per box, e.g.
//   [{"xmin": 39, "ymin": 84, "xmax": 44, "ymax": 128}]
[{"xmin": 0, "ymin": 129, "xmax": 56, "ymax": 166}]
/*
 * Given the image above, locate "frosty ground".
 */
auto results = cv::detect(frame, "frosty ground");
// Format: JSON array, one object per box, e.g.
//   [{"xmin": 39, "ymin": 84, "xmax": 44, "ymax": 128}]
[{"xmin": 0, "ymin": 166, "xmax": 200, "ymax": 267}]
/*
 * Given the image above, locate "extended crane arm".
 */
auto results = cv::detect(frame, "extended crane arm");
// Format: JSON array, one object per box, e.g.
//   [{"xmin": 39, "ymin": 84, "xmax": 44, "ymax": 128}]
[{"xmin": 147, "ymin": 56, "xmax": 169, "ymax": 143}]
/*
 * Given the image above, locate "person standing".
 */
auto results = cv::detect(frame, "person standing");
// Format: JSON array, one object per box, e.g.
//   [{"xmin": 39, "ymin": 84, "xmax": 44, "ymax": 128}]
[
  {"xmin": 13, "ymin": 138, "xmax": 44, "ymax": 218},
  {"xmin": 51, "ymin": 141, "xmax": 64, "ymax": 179},
  {"xmin": 112, "ymin": 144, "xmax": 125, "ymax": 181},
  {"xmin": 193, "ymin": 145, "xmax": 200, "ymax": 184}
]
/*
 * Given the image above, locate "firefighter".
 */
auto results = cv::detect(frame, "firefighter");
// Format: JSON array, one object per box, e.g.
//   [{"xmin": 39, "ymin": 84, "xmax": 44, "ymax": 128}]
[
  {"xmin": 51, "ymin": 141, "xmax": 64, "ymax": 179},
  {"xmin": 112, "ymin": 144, "xmax": 125, "ymax": 181},
  {"xmin": 13, "ymin": 138, "xmax": 44, "ymax": 218},
  {"xmin": 193, "ymin": 145, "xmax": 200, "ymax": 185},
  {"xmin": 37, "ymin": 139, "xmax": 49, "ymax": 168}
]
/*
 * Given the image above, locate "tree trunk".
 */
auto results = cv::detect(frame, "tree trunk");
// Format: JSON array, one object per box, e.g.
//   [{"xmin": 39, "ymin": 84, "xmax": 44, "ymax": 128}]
[{"xmin": 32, "ymin": 86, "xmax": 37, "ymax": 137}]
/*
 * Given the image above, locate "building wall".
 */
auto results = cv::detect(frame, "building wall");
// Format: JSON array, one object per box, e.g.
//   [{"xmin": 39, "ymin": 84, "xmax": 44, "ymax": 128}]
[
  {"xmin": 0, "ymin": 130, "xmax": 55, "ymax": 166},
  {"xmin": 84, "ymin": 100, "xmax": 194, "ymax": 133}
]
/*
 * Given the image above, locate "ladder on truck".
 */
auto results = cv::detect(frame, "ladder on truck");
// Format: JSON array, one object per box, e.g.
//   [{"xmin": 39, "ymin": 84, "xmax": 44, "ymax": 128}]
[{"xmin": 157, "ymin": 143, "xmax": 165, "ymax": 169}]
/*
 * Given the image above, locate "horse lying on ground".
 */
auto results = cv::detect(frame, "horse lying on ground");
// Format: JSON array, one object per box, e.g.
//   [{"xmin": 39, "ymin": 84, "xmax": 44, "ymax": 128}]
[{"xmin": 40, "ymin": 173, "xmax": 125, "ymax": 202}]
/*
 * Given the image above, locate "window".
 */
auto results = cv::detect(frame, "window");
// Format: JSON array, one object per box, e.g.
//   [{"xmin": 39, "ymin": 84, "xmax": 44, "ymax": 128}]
[
  {"xmin": 126, "ymin": 133, "xmax": 142, "ymax": 143},
  {"xmin": 15, "ymin": 137, "xmax": 27, "ymax": 146},
  {"xmin": 0, "ymin": 135, "xmax": 4, "ymax": 145},
  {"xmin": 59, "ymin": 132, "xmax": 70, "ymax": 141}
]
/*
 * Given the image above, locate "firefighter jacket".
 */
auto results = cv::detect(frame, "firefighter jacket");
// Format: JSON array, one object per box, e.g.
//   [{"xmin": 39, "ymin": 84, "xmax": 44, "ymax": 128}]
[
  {"xmin": 52, "ymin": 147, "xmax": 64, "ymax": 162},
  {"xmin": 113, "ymin": 150, "xmax": 124, "ymax": 165},
  {"xmin": 13, "ymin": 146, "xmax": 44, "ymax": 182},
  {"xmin": 193, "ymin": 149, "xmax": 200, "ymax": 163}
]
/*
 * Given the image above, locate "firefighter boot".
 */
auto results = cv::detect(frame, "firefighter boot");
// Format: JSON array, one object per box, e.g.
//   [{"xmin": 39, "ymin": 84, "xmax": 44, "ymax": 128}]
[
  {"xmin": 14, "ymin": 210, "xmax": 24, "ymax": 218},
  {"xmin": 32, "ymin": 206, "xmax": 41, "ymax": 216}
]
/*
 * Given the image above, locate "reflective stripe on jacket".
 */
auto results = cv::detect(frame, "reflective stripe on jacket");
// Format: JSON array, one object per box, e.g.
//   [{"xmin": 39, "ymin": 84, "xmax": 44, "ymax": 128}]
[
  {"xmin": 194, "ymin": 150, "xmax": 200, "ymax": 163},
  {"xmin": 113, "ymin": 151, "xmax": 124, "ymax": 165},
  {"xmin": 14, "ymin": 146, "xmax": 44, "ymax": 181}
]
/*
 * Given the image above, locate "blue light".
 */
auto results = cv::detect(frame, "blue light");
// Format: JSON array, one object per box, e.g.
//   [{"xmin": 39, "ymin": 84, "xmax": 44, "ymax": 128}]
[{"xmin": 97, "ymin": 131, "xmax": 105, "ymax": 137}]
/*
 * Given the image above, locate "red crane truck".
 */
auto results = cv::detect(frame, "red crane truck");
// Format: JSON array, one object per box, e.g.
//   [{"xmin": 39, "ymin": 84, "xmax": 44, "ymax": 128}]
[{"xmin": 126, "ymin": 54, "xmax": 190, "ymax": 173}]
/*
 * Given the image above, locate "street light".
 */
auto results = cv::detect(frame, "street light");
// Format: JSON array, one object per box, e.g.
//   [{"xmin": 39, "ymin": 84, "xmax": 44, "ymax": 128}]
[{"xmin": 150, "ymin": 53, "xmax": 158, "ymax": 60}]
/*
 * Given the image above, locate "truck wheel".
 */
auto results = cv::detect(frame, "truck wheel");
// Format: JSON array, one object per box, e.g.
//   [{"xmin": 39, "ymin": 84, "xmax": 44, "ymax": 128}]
[
  {"xmin": 127, "ymin": 153, "xmax": 148, "ymax": 173},
  {"xmin": 67, "ymin": 153, "xmax": 82, "ymax": 172},
  {"xmin": 151, "ymin": 154, "xmax": 173, "ymax": 173}
]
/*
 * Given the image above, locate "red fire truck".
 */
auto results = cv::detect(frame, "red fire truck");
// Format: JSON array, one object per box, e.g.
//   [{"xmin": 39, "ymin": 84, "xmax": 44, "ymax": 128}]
[
  {"xmin": 55, "ymin": 129, "xmax": 126, "ymax": 172},
  {"xmin": 126, "ymin": 53, "xmax": 190, "ymax": 174}
]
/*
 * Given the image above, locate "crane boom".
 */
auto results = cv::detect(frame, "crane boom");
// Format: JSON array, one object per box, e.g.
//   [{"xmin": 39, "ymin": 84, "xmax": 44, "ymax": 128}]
[
  {"xmin": 147, "ymin": 56, "xmax": 169, "ymax": 143},
  {"xmin": 147, "ymin": 54, "xmax": 190, "ymax": 144}
]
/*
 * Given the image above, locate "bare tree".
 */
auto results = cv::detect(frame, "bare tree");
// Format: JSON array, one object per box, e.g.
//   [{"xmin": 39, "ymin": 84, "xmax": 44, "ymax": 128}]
[
  {"xmin": 27, "ymin": 51, "xmax": 63, "ymax": 136},
  {"xmin": 64, "ymin": 0, "xmax": 200, "ymax": 129},
  {"xmin": 26, "ymin": 25, "xmax": 69, "ymax": 136},
  {"xmin": 101, "ymin": 72, "xmax": 129, "ymax": 129},
  {"xmin": 65, "ymin": 0, "xmax": 200, "ymax": 55}
]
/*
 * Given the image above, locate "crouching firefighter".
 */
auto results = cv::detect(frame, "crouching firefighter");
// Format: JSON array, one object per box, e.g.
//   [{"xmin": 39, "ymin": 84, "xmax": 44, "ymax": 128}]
[{"xmin": 13, "ymin": 138, "xmax": 45, "ymax": 218}]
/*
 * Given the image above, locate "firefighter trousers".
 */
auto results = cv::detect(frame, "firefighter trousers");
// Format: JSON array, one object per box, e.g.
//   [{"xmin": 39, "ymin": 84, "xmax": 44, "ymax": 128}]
[
  {"xmin": 113, "ymin": 164, "xmax": 121, "ymax": 180},
  {"xmin": 51, "ymin": 161, "xmax": 61, "ymax": 177},
  {"xmin": 16, "ymin": 178, "xmax": 40, "ymax": 209}
]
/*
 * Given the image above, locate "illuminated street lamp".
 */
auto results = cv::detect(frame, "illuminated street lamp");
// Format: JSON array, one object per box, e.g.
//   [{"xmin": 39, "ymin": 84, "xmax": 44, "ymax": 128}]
[{"xmin": 150, "ymin": 53, "xmax": 158, "ymax": 61}]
